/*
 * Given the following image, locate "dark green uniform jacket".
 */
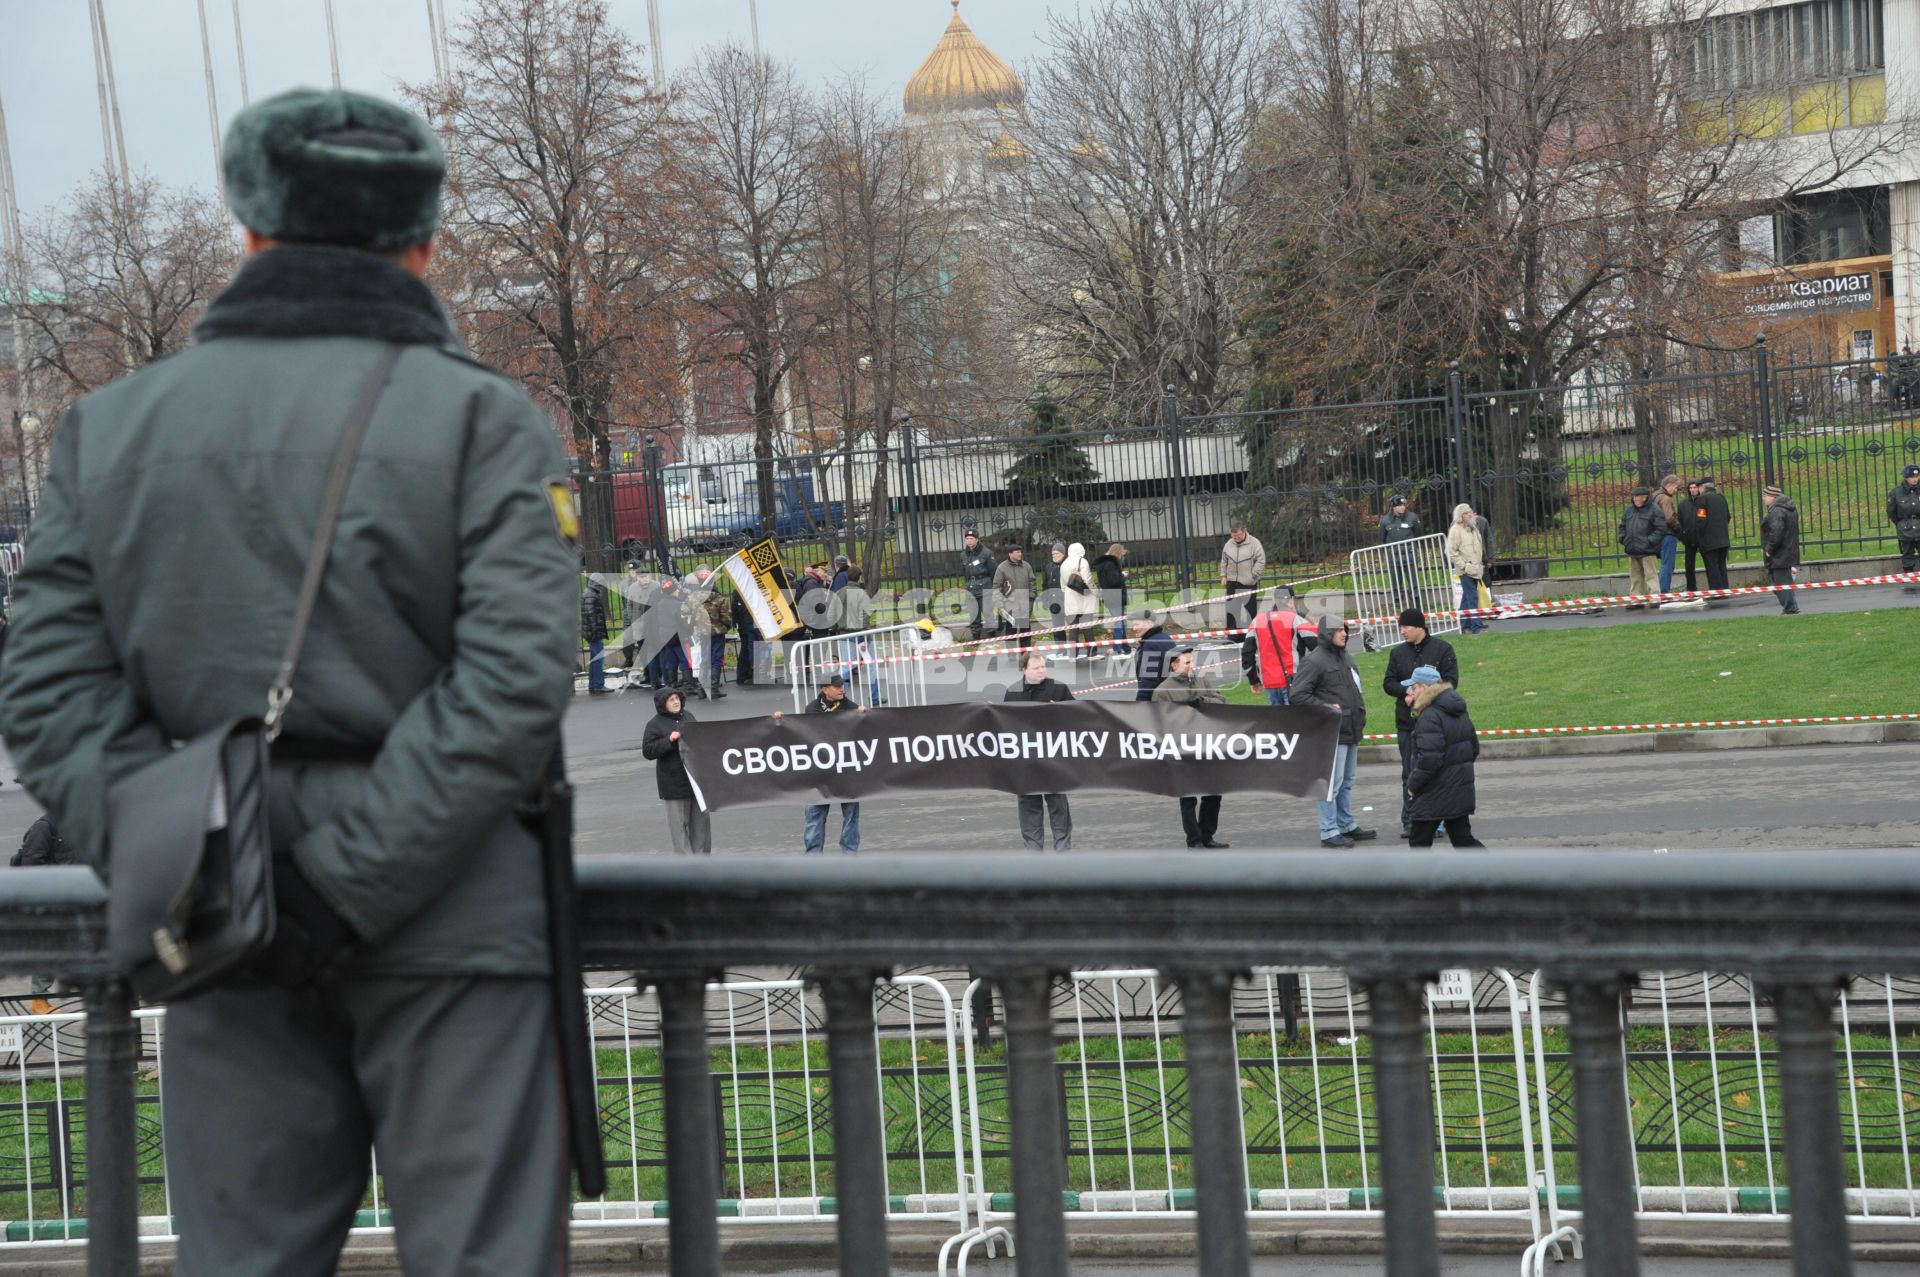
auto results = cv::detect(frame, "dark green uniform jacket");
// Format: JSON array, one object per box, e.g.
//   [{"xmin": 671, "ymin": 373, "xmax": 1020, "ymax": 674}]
[{"xmin": 0, "ymin": 246, "xmax": 578, "ymax": 977}]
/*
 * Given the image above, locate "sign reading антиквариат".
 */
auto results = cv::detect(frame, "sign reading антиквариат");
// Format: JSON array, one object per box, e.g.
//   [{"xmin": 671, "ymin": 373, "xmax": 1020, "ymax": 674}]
[
  {"xmin": 677, "ymin": 701, "xmax": 1344, "ymax": 812},
  {"xmin": 1740, "ymin": 271, "xmax": 1874, "ymax": 318}
]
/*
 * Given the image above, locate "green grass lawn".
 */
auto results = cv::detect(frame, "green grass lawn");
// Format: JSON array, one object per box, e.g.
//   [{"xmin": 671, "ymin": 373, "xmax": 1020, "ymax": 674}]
[{"xmin": 1221, "ymin": 608, "xmax": 1913, "ymax": 731}]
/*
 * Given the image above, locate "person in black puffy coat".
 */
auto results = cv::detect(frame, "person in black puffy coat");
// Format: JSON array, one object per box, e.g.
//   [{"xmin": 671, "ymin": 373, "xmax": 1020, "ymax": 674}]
[
  {"xmin": 642, "ymin": 687, "xmax": 710, "ymax": 854},
  {"xmin": 1399, "ymin": 665, "xmax": 1485, "ymax": 849}
]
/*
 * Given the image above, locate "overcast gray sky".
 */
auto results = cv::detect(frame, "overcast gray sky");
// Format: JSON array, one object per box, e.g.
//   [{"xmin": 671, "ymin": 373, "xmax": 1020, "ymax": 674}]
[{"xmin": 1, "ymin": 0, "xmax": 1063, "ymax": 221}]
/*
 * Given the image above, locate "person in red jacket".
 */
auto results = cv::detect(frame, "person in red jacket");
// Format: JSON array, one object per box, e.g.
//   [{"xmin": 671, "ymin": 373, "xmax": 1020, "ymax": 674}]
[{"xmin": 1245, "ymin": 586, "xmax": 1311, "ymax": 705}]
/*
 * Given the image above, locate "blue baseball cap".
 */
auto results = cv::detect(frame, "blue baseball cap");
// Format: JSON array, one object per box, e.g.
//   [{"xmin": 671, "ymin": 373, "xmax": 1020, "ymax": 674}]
[{"xmin": 1400, "ymin": 665, "xmax": 1443, "ymax": 688}]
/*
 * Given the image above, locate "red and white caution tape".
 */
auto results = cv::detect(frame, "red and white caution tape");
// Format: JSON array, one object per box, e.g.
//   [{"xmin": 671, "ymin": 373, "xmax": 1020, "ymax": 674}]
[
  {"xmin": 1359, "ymin": 712, "xmax": 1920, "ymax": 741},
  {"xmin": 803, "ymin": 570, "xmax": 1918, "ymax": 674}
]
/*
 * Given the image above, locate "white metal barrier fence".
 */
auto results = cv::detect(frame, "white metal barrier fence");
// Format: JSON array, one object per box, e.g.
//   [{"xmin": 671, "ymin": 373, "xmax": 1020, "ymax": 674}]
[
  {"xmin": 1350, "ymin": 533, "xmax": 1460, "ymax": 652},
  {"xmin": 787, "ymin": 621, "xmax": 935, "ymax": 712},
  {"xmin": 0, "ymin": 976, "xmax": 969, "ymax": 1245},
  {"xmin": 5, "ymin": 968, "xmax": 1918, "ymax": 1265},
  {"xmin": 942, "ymin": 967, "xmax": 1541, "ymax": 1273}
]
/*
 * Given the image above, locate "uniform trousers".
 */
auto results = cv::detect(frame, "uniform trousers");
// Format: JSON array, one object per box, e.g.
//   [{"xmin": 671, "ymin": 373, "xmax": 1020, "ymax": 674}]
[{"xmin": 165, "ymin": 976, "xmax": 568, "ymax": 1277}]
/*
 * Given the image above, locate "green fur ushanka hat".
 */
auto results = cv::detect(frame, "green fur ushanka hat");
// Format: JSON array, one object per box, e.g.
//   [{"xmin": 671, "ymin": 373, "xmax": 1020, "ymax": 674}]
[{"xmin": 221, "ymin": 87, "xmax": 444, "ymax": 251}]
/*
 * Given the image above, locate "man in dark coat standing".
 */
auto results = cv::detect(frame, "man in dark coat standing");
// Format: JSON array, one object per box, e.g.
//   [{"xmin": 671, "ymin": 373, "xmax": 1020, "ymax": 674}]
[
  {"xmin": 1761, "ymin": 485, "xmax": 1802, "ymax": 614},
  {"xmin": 1695, "ymin": 477, "xmax": 1733, "ymax": 595},
  {"xmin": 0, "ymin": 88, "xmax": 579, "ymax": 1274},
  {"xmin": 1380, "ymin": 609, "xmax": 1459, "ymax": 839},
  {"xmin": 960, "ymin": 530, "xmax": 996, "ymax": 639},
  {"xmin": 1400, "ymin": 665, "xmax": 1486, "ymax": 848},
  {"xmin": 582, "ymin": 577, "xmax": 611, "ymax": 693},
  {"xmin": 1617, "ymin": 486, "xmax": 1667, "ymax": 603},
  {"xmin": 642, "ymin": 687, "xmax": 709, "ymax": 853},
  {"xmin": 1889, "ymin": 465, "xmax": 1920, "ymax": 589},
  {"xmin": 1287, "ymin": 615, "xmax": 1375, "ymax": 848},
  {"xmin": 1129, "ymin": 613, "xmax": 1177, "ymax": 700},
  {"xmin": 1003, "ymin": 650, "xmax": 1074, "ymax": 849}
]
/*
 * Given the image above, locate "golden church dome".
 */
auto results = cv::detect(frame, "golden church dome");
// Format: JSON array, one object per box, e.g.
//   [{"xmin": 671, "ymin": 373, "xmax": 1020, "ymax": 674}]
[
  {"xmin": 904, "ymin": 1, "xmax": 1025, "ymax": 116},
  {"xmin": 986, "ymin": 127, "xmax": 1027, "ymax": 164}
]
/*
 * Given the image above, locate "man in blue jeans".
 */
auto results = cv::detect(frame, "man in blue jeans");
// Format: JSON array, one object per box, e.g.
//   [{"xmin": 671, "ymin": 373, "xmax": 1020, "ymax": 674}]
[
  {"xmin": 1285, "ymin": 614, "xmax": 1375, "ymax": 848},
  {"xmin": 777, "ymin": 675, "xmax": 867, "ymax": 853}
]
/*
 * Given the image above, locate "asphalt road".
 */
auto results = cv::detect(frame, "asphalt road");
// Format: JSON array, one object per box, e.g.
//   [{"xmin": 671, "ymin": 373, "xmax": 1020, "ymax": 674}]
[{"xmin": 0, "ymin": 580, "xmax": 1912, "ymax": 857}]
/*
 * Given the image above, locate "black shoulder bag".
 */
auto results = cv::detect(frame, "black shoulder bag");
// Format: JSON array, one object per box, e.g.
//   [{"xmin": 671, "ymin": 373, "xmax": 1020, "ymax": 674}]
[{"xmin": 107, "ymin": 345, "xmax": 403, "ymax": 1003}]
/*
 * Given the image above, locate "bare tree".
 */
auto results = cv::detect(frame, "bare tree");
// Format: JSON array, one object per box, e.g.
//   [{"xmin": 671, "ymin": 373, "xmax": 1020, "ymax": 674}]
[
  {"xmin": 806, "ymin": 80, "xmax": 959, "ymax": 571},
  {"xmin": 407, "ymin": 0, "xmax": 685, "ymax": 568},
  {"xmin": 16, "ymin": 170, "xmax": 235, "ymax": 405},
  {"xmin": 1249, "ymin": 0, "xmax": 1908, "ymax": 529},
  {"xmin": 672, "ymin": 46, "xmax": 820, "ymax": 529},
  {"xmin": 1005, "ymin": 0, "xmax": 1284, "ymax": 421}
]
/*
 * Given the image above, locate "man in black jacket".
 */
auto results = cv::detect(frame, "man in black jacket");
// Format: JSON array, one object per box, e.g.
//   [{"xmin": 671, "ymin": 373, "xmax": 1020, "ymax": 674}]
[
  {"xmin": 1695, "ymin": 477, "xmax": 1733, "ymax": 595},
  {"xmin": 1890, "ymin": 465, "xmax": 1920, "ymax": 589},
  {"xmin": 776, "ymin": 676, "xmax": 868, "ymax": 853},
  {"xmin": 1003, "ymin": 651, "xmax": 1073, "ymax": 849},
  {"xmin": 1617, "ymin": 487, "xmax": 1666, "ymax": 604},
  {"xmin": 581, "ymin": 578, "xmax": 610, "ymax": 694},
  {"xmin": 960, "ymin": 530, "xmax": 996, "ymax": 638},
  {"xmin": 1761, "ymin": 485, "xmax": 1802, "ymax": 614},
  {"xmin": 1380, "ymin": 609, "xmax": 1460, "ymax": 839},
  {"xmin": 641, "ymin": 688, "xmax": 709, "ymax": 853},
  {"xmin": 1089, "ymin": 543, "xmax": 1129, "ymax": 656},
  {"xmin": 1675, "ymin": 480, "xmax": 1703, "ymax": 593},
  {"xmin": 1129, "ymin": 614, "xmax": 1177, "ymax": 700}
]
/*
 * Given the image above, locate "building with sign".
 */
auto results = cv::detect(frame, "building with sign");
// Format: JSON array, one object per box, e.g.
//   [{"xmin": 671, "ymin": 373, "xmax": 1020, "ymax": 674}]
[{"xmin": 1693, "ymin": 0, "xmax": 1917, "ymax": 360}]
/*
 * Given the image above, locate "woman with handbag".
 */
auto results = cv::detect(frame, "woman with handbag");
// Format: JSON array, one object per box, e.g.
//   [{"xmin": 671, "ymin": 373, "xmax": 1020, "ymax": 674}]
[{"xmin": 1445, "ymin": 504, "xmax": 1488, "ymax": 634}]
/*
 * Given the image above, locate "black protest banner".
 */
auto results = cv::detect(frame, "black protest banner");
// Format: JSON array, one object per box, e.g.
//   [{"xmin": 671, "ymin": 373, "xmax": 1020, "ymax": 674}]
[{"xmin": 678, "ymin": 701, "xmax": 1342, "ymax": 811}]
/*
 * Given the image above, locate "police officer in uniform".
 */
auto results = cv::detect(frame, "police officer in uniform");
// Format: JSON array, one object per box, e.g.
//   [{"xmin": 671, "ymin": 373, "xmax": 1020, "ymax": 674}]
[
  {"xmin": 960, "ymin": 529, "xmax": 996, "ymax": 639},
  {"xmin": 0, "ymin": 89, "xmax": 578, "ymax": 1274}
]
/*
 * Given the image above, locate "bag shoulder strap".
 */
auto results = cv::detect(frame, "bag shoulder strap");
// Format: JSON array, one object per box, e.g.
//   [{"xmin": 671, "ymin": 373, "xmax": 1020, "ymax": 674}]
[{"xmin": 263, "ymin": 343, "xmax": 404, "ymax": 737}]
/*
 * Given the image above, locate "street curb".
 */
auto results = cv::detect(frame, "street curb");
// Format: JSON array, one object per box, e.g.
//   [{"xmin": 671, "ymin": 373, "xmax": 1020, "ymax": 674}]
[{"xmin": 1356, "ymin": 720, "xmax": 1920, "ymax": 765}]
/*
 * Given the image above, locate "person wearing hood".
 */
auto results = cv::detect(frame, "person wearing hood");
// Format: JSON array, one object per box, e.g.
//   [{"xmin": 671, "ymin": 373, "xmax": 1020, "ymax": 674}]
[
  {"xmin": 1286, "ymin": 614, "xmax": 1375, "ymax": 848},
  {"xmin": 642, "ymin": 687, "xmax": 710, "ymax": 854},
  {"xmin": 1400, "ymin": 665, "xmax": 1485, "ymax": 849},
  {"xmin": 1004, "ymin": 650, "xmax": 1074, "ymax": 849},
  {"xmin": 1089, "ymin": 543, "xmax": 1130, "ymax": 656},
  {"xmin": 1889, "ymin": 465, "xmax": 1920, "ymax": 588},
  {"xmin": 1617, "ymin": 486, "xmax": 1667, "ymax": 604},
  {"xmin": 1059, "ymin": 541, "xmax": 1097, "ymax": 662},
  {"xmin": 1153, "ymin": 645, "xmax": 1230, "ymax": 847},
  {"xmin": 1445, "ymin": 503, "xmax": 1487, "ymax": 633},
  {"xmin": 1761, "ymin": 485, "xmax": 1802, "ymax": 614}
]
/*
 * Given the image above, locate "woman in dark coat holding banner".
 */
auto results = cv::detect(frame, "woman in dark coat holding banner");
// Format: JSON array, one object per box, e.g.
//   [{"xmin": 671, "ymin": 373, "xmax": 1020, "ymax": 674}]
[{"xmin": 1004, "ymin": 650, "xmax": 1073, "ymax": 850}]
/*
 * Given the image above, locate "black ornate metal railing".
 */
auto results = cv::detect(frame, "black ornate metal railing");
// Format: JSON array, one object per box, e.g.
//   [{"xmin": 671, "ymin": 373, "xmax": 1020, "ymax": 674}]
[{"xmin": 10, "ymin": 849, "xmax": 1919, "ymax": 1276}]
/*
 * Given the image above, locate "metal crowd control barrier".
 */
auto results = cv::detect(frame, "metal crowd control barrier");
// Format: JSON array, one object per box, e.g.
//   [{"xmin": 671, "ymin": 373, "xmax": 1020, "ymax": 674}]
[
  {"xmin": 1520, "ymin": 969, "xmax": 1920, "ymax": 1274},
  {"xmin": 1350, "ymin": 533, "xmax": 1459, "ymax": 651},
  {"xmin": 0, "ymin": 975, "xmax": 970, "ymax": 1248},
  {"xmin": 787, "ymin": 621, "xmax": 934, "ymax": 712},
  {"xmin": 940, "ymin": 966, "xmax": 1543, "ymax": 1274},
  {"xmin": 11, "ymin": 853, "xmax": 1920, "ymax": 1275}
]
